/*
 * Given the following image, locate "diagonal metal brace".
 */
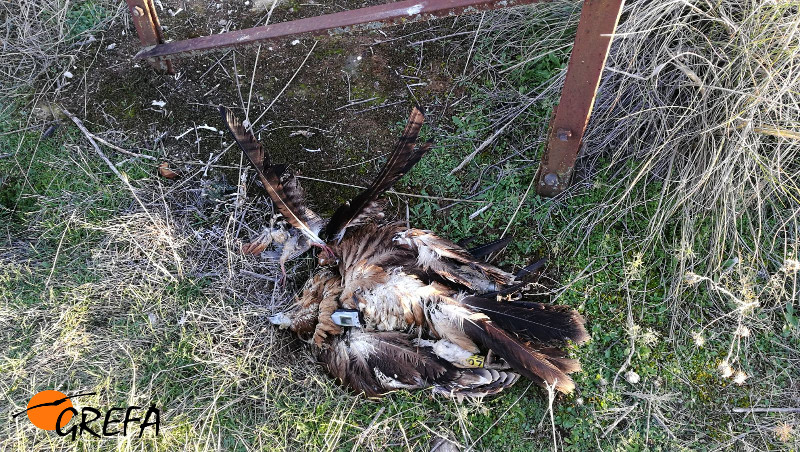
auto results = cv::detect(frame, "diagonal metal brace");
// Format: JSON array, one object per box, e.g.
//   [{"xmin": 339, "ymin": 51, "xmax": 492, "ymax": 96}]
[{"xmin": 535, "ymin": 0, "xmax": 625, "ymax": 197}]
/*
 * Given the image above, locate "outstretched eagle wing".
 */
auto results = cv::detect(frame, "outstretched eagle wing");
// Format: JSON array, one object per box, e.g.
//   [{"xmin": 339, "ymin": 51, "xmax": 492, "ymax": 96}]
[
  {"xmin": 320, "ymin": 331, "xmax": 519, "ymax": 398},
  {"xmin": 325, "ymin": 107, "xmax": 431, "ymax": 242},
  {"xmin": 220, "ymin": 106, "xmax": 325, "ymax": 244}
]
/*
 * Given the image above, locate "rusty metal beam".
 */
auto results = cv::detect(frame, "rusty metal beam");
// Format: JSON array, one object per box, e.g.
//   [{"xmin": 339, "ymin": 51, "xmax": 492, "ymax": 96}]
[
  {"xmin": 535, "ymin": 0, "xmax": 624, "ymax": 197},
  {"xmin": 135, "ymin": 0, "xmax": 550, "ymax": 61},
  {"xmin": 127, "ymin": 0, "xmax": 623, "ymax": 195},
  {"xmin": 125, "ymin": 0, "xmax": 174, "ymax": 72}
]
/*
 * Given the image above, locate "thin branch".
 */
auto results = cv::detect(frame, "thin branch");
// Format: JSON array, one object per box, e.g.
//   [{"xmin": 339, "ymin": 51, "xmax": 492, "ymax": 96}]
[
  {"xmin": 449, "ymin": 98, "xmax": 535, "ymax": 175},
  {"xmin": 251, "ymin": 40, "xmax": 318, "ymax": 127},
  {"xmin": 90, "ymin": 134, "xmax": 158, "ymax": 161},
  {"xmin": 293, "ymin": 175, "xmax": 488, "ymax": 204},
  {"xmin": 732, "ymin": 407, "xmax": 800, "ymax": 414},
  {"xmin": 62, "ymin": 106, "xmax": 183, "ymax": 280}
]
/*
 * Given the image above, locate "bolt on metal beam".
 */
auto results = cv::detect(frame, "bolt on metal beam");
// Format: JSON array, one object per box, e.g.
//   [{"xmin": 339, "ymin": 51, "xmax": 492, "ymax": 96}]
[
  {"xmin": 125, "ymin": 0, "xmax": 173, "ymax": 73},
  {"xmin": 535, "ymin": 0, "xmax": 625, "ymax": 197}
]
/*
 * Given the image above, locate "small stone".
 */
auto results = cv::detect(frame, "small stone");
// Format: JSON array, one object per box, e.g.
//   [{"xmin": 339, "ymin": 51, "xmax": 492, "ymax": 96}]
[
  {"xmin": 624, "ymin": 370, "xmax": 641, "ymax": 384},
  {"xmin": 291, "ymin": 39, "xmax": 301, "ymax": 46}
]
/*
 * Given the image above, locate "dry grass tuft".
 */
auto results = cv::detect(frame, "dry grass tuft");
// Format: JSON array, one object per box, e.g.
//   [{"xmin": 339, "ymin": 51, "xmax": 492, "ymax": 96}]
[
  {"xmin": 583, "ymin": 0, "xmax": 800, "ymax": 272},
  {"xmin": 2, "ymin": 0, "xmax": 799, "ymax": 449},
  {"xmin": 461, "ymin": 0, "xmax": 799, "ymax": 448},
  {"xmin": 581, "ymin": 1, "xmax": 800, "ymax": 383},
  {"xmin": 1, "ymin": 0, "xmax": 125, "ymax": 104}
]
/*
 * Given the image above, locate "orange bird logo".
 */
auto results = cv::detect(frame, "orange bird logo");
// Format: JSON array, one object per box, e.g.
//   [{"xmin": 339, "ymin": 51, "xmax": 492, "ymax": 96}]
[
  {"xmin": 13, "ymin": 390, "xmax": 160, "ymax": 440},
  {"xmin": 13, "ymin": 390, "xmax": 95, "ymax": 430}
]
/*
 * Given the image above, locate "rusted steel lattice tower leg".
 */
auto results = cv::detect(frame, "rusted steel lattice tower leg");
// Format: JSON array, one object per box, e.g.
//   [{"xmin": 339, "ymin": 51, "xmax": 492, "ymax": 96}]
[
  {"xmin": 535, "ymin": 0, "xmax": 624, "ymax": 197},
  {"xmin": 125, "ymin": 0, "xmax": 173, "ymax": 73}
]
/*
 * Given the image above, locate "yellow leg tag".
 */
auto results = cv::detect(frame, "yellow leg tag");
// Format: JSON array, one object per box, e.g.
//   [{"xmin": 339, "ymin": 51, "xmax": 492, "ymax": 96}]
[{"xmin": 466, "ymin": 355, "xmax": 485, "ymax": 368}]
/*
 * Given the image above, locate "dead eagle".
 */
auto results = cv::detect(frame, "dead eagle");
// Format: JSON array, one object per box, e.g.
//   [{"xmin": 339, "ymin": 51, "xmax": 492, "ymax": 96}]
[{"xmin": 220, "ymin": 106, "xmax": 589, "ymax": 398}]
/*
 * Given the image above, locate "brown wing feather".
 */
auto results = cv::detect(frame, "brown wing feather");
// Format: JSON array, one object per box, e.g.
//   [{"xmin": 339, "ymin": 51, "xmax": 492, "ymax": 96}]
[
  {"xmin": 319, "ymin": 331, "xmax": 519, "ymax": 398},
  {"xmin": 220, "ymin": 106, "xmax": 324, "ymax": 244},
  {"xmin": 281, "ymin": 172, "xmax": 325, "ymax": 235},
  {"xmin": 460, "ymin": 296, "xmax": 589, "ymax": 344},
  {"xmin": 396, "ymin": 229, "xmax": 516, "ymax": 291},
  {"xmin": 325, "ymin": 107, "xmax": 431, "ymax": 241},
  {"xmin": 461, "ymin": 318, "xmax": 577, "ymax": 393}
]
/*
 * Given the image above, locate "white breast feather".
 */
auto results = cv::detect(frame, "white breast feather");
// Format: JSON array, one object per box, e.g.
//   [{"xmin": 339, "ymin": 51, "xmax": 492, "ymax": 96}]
[
  {"xmin": 373, "ymin": 368, "xmax": 416, "ymax": 389},
  {"xmin": 362, "ymin": 271, "xmax": 426, "ymax": 331},
  {"xmin": 349, "ymin": 336, "xmax": 377, "ymax": 356},
  {"xmin": 431, "ymin": 340, "xmax": 474, "ymax": 367}
]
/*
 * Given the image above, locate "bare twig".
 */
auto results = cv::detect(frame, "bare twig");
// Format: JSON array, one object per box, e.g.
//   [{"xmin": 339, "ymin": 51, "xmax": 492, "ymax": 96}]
[
  {"xmin": 90, "ymin": 134, "xmax": 157, "ymax": 161},
  {"xmin": 463, "ymin": 12, "xmax": 485, "ymax": 76},
  {"xmin": 602, "ymin": 404, "xmax": 637, "ymax": 438},
  {"xmin": 500, "ymin": 174, "xmax": 535, "ymax": 238},
  {"xmin": 62, "ymin": 106, "xmax": 183, "ymax": 280},
  {"xmin": 62, "ymin": 106, "xmax": 125, "ymax": 181},
  {"xmin": 545, "ymin": 380, "xmax": 558, "ymax": 452},
  {"xmin": 351, "ymin": 407, "xmax": 386, "ymax": 451},
  {"xmin": 45, "ymin": 211, "xmax": 75, "ymax": 288},
  {"xmin": 336, "ymin": 97, "xmax": 379, "ymax": 111},
  {"xmin": 449, "ymin": 99, "xmax": 535, "ymax": 175},
  {"xmin": 251, "ymin": 40, "xmax": 318, "ymax": 127},
  {"xmin": 294, "ymin": 175, "xmax": 488, "ymax": 204},
  {"xmin": 732, "ymin": 407, "xmax": 800, "ymax": 414}
]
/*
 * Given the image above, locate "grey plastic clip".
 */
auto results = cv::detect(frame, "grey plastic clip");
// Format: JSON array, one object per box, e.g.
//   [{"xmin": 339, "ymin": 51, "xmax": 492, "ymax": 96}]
[{"xmin": 331, "ymin": 309, "xmax": 361, "ymax": 328}]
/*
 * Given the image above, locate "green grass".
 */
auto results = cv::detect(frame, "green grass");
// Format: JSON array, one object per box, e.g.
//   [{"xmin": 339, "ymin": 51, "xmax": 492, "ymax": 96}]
[
  {"xmin": 2, "ymin": 1, "xmax": 798, "ymax": 449},
  {"xmin": 2, "ymin": 98, "xmax": 796, "ymax": 450},
  {"xmin": 64, "ymin": 1, "xmax": 111, "ymax": 40}
]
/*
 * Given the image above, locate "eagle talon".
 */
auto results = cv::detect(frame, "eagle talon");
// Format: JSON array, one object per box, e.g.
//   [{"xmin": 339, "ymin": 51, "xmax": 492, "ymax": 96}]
[{"xmin": 278, "ymin": 262, "xmax": 288, "ymax": 287}]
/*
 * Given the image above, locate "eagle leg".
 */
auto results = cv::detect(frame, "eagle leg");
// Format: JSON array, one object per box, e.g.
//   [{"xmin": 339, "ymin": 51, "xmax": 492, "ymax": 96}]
[{"xmin": 313, "ymin": 292, "xmax": 343, "ymax": 347}]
